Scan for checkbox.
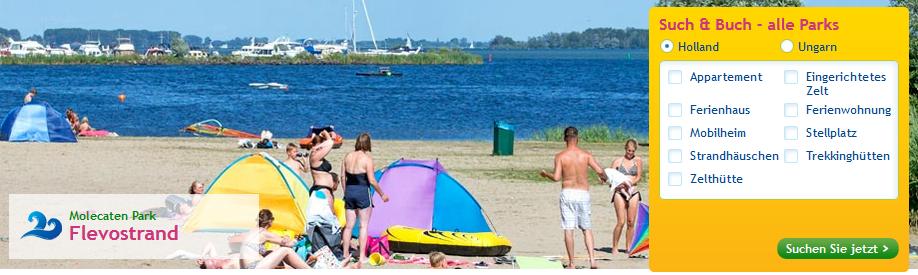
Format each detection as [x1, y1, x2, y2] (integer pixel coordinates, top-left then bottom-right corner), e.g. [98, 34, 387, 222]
[784, 70, 798, 84]
[668, 149, 682, 163]
[668, 103, 682, 117]
[784, 149, 798, 163]
[668, 126, 682, 140]
[668, 70, 682, 84]
[784, 103, 798, 117]
[668, 172, 682, 186]
[784, 126, 798, 140]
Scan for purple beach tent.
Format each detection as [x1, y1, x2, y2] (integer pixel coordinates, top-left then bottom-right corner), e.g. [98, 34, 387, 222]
[364, 159, 493, 238]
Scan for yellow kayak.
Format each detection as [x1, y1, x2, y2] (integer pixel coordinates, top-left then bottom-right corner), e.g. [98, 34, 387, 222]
[385, 225, 512, 256]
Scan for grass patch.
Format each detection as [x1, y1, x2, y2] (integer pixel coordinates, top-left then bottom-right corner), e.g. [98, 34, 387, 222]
[531, 124, 646, 144]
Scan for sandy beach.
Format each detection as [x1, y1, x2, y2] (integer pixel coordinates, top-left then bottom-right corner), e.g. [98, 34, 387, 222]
[0, 137, 649, 269]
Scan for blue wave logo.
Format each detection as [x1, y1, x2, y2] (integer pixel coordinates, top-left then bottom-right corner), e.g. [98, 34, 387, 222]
[20, 211, 62, 240]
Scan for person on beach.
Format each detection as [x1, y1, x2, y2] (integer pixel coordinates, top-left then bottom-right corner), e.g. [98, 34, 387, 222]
[309, 130, 337, 189]
[65, 108, 79, 133]
[240, 209, 312, 269]
[182, 180, 205, 214]
[23, 88, 36, 104]
[340, 133, 389, 268]
[429, 251, 448, 269]
[78, 117, 93, 133]
[194, 243, 241, 269]
[284, 143, 309, 178]
[609, 139, 643, 255]
[306, 172, 344, 260]
[538, 126, 607, 269]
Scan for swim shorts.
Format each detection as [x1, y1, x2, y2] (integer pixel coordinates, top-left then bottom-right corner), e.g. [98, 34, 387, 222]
[559, 189, 592, 230]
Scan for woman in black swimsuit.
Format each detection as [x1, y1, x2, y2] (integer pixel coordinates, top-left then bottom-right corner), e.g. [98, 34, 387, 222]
[610, 138, 643, 255]
[340, 133, 389, 268]
[309, 130, 337, 189]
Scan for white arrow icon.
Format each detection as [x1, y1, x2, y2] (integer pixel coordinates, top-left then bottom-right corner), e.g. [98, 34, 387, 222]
[883, 245, 889, 252]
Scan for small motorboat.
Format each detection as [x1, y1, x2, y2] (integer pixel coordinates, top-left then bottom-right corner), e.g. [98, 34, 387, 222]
[249, 82, 288, 90]
[356, 67, 403, 77]
[267, 82, 289, 90]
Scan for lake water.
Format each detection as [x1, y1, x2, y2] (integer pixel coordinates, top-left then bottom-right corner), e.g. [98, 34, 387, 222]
[0, 49, 648, 140]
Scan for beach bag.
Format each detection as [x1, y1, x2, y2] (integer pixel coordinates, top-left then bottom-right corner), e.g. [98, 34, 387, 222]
[366, 235, 391, 259]
[310, 223, 344, 260]
[293, 237, 311, 261]
[256, 139, 274, 149]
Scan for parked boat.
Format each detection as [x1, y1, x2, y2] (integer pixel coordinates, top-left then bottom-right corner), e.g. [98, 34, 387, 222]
[6, 39, 47, 57]
[113, 37, 136, 56]
[187, 49, 208, 58]
[232, 37, 305, 58]
[78, 40, 107, 57]
[47, 44, 75, 56]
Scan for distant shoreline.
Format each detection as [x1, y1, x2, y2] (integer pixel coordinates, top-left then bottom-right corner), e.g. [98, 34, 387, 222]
[0, 50, 483, 65]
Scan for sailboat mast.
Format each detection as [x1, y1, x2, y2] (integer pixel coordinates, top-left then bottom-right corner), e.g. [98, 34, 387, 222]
[352, 0, 357, 52]
[361, 0, 378, 50]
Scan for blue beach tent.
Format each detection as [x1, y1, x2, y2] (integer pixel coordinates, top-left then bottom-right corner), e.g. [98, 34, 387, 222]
[0, 101, 77, 142]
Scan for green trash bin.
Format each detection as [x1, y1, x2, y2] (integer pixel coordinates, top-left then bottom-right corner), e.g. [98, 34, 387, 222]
[493, 121, 515, 156]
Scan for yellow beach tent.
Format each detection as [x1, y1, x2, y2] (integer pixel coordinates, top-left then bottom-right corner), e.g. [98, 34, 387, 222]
[183, 152, 346, 235]
[183, 152, 310, 234]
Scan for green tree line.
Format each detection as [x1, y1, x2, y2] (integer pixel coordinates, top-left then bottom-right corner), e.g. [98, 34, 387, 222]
[489, 27, 649, 49]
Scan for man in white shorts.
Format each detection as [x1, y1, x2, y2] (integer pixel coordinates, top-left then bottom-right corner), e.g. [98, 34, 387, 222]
[540, 126, 608, 269]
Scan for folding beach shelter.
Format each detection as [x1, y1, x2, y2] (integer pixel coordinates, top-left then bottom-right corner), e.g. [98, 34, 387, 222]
[629, 202, 650, 256]
[0, 101, 76, 142]
[183, 152, 311, 234]
[366, 159, 493, 237]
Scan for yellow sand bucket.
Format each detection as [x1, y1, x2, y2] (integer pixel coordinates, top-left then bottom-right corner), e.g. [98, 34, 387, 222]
[369, 252, 386, 266]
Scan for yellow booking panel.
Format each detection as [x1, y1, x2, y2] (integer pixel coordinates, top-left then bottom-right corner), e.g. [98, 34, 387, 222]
[649, 8, 908, 271]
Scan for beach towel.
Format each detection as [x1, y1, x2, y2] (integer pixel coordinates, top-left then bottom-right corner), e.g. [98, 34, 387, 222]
[515, 256, 563, 269]
[311, 246, 342, 269]
[78, 129, 117, 137]
[604, 168, 634, 199]
[386, 255, 470, 267]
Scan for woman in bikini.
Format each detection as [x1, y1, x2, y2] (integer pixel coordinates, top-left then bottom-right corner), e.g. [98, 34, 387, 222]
[609, 138, 642, 255]
[340, 133, 389, 268]
[239, 209, 311, 269]
[309, 130, 337, 189]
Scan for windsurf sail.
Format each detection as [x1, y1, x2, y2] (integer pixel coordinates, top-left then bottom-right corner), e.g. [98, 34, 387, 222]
[182, 119, 259, 139]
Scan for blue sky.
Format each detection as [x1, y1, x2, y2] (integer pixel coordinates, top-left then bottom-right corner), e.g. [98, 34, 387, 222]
[0, 0, 891, 41]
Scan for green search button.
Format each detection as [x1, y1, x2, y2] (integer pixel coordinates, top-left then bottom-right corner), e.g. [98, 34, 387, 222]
[778, 238, 898, 259]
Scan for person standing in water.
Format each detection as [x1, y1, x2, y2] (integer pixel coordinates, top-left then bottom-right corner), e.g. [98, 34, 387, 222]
[340, 133, 389, 268]
[539, 126, 607, 269]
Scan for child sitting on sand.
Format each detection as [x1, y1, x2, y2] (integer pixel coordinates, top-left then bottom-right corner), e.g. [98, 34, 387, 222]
[429, 252, 447, 269]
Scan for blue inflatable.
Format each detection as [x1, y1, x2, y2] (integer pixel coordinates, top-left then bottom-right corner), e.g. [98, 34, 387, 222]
[0, 101, 77, 142]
